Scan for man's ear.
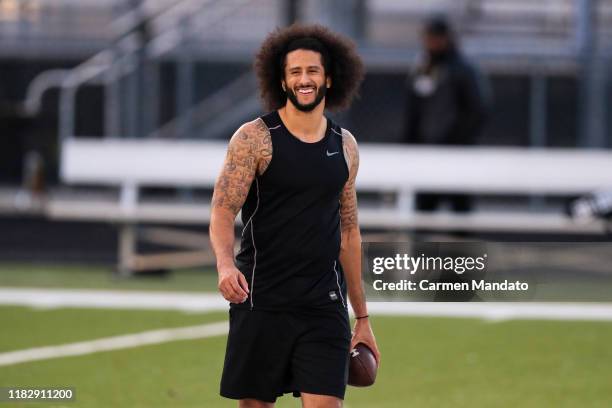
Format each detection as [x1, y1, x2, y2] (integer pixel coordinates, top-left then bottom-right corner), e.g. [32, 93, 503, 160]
[326, 77, 331, 88]
[281, 80, 286, 92]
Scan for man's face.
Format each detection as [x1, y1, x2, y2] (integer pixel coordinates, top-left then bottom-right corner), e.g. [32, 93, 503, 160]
[282, 49, 330, 112]
[423, 33, 449, 55]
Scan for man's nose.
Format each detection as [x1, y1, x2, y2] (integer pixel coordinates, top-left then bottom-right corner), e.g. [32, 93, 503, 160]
[298, 71, 312, 85]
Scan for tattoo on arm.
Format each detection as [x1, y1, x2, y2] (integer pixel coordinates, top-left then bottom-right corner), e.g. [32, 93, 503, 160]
[211, 119, 272, 215]
[340, 129, 360, 232]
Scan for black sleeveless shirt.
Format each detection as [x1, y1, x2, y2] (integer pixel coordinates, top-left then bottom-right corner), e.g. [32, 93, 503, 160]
[234, 111, 349, 311]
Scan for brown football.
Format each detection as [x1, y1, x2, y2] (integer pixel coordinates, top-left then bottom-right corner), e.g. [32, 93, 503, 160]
[348, 343, 377, 387]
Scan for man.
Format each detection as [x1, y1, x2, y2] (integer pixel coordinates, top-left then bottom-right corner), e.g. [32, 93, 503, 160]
[405, 16, 490, 212]
[210, 24, 380, 408]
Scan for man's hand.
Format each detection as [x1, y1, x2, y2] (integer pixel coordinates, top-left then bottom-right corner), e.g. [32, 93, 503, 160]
[217, 264, 249, 304]
[351, 318, 381, 367]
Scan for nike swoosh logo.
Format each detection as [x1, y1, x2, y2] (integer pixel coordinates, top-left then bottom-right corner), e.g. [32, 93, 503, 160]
[326, 150, 340, 157]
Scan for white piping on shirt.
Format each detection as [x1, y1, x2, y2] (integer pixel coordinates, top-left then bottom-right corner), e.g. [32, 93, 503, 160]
[249, 178, 260, 309]
[333, 260, 347, 309]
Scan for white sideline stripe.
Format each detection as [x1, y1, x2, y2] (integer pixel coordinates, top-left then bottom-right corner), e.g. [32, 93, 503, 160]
[0, 321, 228, 367]
[1, 287, 612, 321]
[0, 287, 229, 312]
[366, 302, 612, 322]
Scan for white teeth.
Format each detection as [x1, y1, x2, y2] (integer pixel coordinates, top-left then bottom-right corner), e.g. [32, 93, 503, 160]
[298, 88, 314, 94]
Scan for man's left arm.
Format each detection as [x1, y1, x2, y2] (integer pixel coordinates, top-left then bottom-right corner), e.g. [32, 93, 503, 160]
[339, 129, 381, 365]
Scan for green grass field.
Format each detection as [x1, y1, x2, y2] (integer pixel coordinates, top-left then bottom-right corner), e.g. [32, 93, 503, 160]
[1, 263, 612, 407]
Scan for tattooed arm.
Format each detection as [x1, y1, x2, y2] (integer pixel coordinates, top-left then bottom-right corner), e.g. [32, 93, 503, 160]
[210, 119, 272, 304]
[339, 129, 380, 364]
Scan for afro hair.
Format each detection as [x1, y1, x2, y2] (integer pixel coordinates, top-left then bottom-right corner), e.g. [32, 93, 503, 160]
[254, 24, 365, 112]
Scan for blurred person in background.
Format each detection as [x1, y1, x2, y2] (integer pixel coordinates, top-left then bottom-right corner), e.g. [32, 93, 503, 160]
[404, 15, 491, 213]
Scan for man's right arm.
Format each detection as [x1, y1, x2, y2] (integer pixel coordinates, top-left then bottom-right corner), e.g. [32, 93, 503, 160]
[210, 120, 271, 304]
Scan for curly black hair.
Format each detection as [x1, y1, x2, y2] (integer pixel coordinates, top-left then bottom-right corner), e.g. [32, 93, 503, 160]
[254, 24, 365, 112]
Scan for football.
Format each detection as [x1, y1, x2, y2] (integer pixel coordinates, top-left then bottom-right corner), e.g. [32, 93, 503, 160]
[348, 343, 377, 387]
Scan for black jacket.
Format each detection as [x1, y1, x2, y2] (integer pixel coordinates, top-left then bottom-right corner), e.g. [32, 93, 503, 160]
[404, 50, 490, 145]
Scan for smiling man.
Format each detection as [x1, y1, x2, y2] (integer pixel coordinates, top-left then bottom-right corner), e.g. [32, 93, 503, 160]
[210, 24, 380, 408]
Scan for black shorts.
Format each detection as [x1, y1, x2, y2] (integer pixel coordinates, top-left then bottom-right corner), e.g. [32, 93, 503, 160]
[220, 305, 351, 403]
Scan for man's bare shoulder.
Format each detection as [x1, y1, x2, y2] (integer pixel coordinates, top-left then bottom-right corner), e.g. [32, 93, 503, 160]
[230, 118, 268, 145]
[340, 128, 359, 173]
[229, 118, 272, 175]
[340, 127, 358, 147]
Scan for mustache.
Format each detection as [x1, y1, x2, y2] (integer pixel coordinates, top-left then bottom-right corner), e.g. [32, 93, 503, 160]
[294, 85, 317, 90]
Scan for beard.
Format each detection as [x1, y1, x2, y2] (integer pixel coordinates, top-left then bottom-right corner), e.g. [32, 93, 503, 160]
[285, 84, 327, 112]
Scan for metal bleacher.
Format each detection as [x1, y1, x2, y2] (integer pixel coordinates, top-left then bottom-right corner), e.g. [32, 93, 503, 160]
[50, 136, 612, 274]
[20, 0, 611, 143]
[8, 0, 611, 60]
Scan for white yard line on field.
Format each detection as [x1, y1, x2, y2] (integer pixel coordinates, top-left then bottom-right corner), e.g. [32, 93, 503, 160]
[0, 321, 228, 367]
[1, 287, 612, 321]
[366, 301, 612, 322]
[0, 287, 228, 312]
